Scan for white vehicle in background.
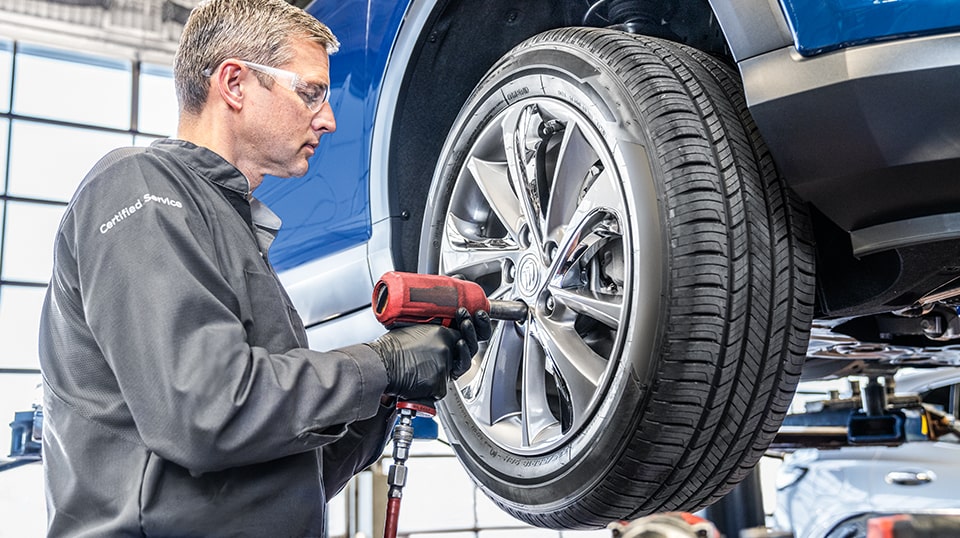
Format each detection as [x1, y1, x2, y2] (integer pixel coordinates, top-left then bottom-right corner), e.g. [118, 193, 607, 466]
[772, 368, 960, 538]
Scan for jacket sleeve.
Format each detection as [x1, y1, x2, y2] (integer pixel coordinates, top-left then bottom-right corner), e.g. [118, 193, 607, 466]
[321, 399, 397, 499]
[65, 153, 389, 473]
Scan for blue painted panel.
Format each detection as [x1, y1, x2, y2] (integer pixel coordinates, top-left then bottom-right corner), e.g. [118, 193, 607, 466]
[258, 0, 412, 271]
[780, 0, 960, 56]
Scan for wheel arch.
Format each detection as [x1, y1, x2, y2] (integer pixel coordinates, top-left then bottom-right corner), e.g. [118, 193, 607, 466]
[384, 0, 746, 273]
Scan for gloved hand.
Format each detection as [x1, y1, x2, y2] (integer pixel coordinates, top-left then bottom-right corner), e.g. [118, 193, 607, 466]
[368, 308, 492, 401]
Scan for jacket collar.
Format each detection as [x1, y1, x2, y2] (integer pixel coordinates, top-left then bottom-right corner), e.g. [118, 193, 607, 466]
[150, 138, 284, 253]
[151, 138, 251, 196]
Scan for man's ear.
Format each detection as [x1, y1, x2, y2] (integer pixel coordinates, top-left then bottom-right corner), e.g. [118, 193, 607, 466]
[214, 61, 245, 111]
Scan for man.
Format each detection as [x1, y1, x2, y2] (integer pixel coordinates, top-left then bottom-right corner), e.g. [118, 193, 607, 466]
[37, 0, 489, 535]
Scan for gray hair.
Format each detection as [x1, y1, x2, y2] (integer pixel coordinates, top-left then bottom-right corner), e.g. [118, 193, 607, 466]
[174, 0, 339, 115]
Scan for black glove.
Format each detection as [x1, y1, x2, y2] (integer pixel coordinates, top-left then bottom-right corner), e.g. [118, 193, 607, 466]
[368, 308, 492, 401]
[450, 307, 492, 376]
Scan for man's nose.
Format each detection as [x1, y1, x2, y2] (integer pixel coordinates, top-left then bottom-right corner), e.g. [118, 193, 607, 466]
[313, 103, 336, 134]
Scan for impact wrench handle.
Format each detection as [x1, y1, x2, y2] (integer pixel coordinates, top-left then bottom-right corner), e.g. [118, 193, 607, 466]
[383, 400, 436, 538]
[373, 271, 527, 328]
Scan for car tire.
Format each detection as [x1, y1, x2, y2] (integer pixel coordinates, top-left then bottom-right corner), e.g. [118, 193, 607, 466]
[418, 27, 815, 529]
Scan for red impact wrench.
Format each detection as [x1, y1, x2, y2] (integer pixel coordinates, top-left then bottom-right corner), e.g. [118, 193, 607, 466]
[373, 272, 526, 538]
[373, 271, 527, 328]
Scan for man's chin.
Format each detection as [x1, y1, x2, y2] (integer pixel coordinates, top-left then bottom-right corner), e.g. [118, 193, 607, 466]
[293, 161, 311, 178]
[275, 162, 310, 180]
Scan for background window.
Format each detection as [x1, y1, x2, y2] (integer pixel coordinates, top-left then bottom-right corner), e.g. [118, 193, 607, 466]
[0, 118, 8, 194]
[0, 40, 11, 113]
[7, 121, 133, 201]
[2, 201, 65, 283]
[139, 63, 178, 136]
[13, 44, 132, 129]
[0, 285, 48, 369]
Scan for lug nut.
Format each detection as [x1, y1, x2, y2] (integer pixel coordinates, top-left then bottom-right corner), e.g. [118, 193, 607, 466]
[545, 295, 556, 315]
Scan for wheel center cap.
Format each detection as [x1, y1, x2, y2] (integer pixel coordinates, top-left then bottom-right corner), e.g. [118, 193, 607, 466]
[516, 255, 542, 296]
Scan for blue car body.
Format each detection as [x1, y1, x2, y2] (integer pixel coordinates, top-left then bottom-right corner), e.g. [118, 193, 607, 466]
[258, 0, 409, 271]
[781, 0, 960, 56]
[262, 0, 960, 340]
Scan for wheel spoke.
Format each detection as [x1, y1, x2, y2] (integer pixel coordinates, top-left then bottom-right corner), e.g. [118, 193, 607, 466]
[466, 156, 523, 237]
[545, 122, 599, 243]
[440, 213, 519, 280]
[462, 322, 522, 426]
[549, 286, 622, 330]
[567, 167, 622, 238]
[521, 321, 559, 447]
[550, 212, 622, 289]
[503, 105, 547, 251]
[535, 317, 606, 420]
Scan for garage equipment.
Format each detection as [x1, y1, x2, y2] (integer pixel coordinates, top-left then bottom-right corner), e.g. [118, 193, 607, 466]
[771, 376, 960, 451]
[868, 514, 960, 537]
[373, 271, 527, 328]
[2, 405, 42, 473]
[383, 399, 436, 538]
[607, 512, 720, 538]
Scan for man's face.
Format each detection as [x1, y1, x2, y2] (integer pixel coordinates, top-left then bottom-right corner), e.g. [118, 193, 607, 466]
[242, 40, 336, 186]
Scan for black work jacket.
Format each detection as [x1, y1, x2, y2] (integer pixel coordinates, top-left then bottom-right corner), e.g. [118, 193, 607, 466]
[38, 138, 393, 537]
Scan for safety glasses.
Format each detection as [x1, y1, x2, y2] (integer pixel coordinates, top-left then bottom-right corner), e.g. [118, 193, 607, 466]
[233, 60, 330, 113]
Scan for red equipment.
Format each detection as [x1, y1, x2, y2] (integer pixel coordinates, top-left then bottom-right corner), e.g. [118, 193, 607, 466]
[373, 271, 527, 538]
[373, 271, 526, 329]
